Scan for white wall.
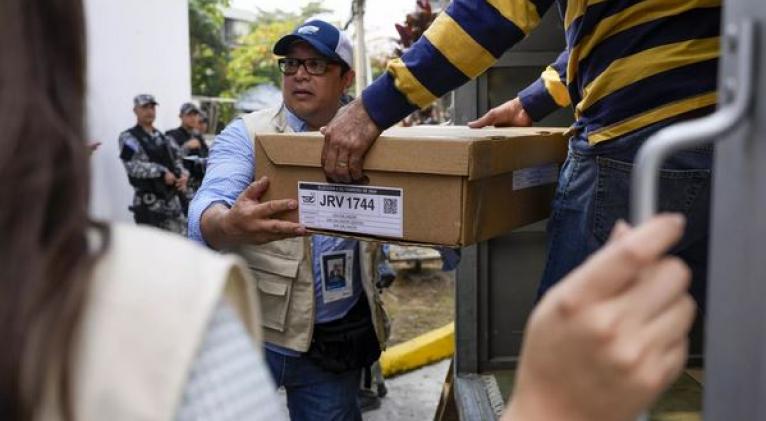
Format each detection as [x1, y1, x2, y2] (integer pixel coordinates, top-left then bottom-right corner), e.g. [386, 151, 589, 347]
[85, 0, 191, 222]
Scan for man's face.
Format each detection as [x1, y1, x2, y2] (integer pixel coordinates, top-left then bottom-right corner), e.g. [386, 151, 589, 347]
[197, 118, 208, 133]
[281, 42, 353, 126]
[134, 104, 156, 126]
[181, 112, 199, 130]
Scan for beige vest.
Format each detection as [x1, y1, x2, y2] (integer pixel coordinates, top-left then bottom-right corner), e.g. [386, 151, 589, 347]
[40, 223, 262, 421]
[238, 106, 389, 352]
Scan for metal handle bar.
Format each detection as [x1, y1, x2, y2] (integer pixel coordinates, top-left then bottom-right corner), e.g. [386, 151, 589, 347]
[632, 19, 756, 421]
[631, 20, 756, 224]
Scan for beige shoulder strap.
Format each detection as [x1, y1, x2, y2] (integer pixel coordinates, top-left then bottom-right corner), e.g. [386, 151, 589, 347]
[241, 105, 291, 143]
[63, 224, 261, 421]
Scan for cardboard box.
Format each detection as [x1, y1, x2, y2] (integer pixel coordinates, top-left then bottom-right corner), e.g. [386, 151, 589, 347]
[255, 125, 568, 246]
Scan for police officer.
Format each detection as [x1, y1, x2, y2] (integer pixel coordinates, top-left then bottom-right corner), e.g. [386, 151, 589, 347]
[166, 102, 209, 211]
[119, 94, 188, 235]
[166, 102, 209, 155]
[196, 110, 210, 135]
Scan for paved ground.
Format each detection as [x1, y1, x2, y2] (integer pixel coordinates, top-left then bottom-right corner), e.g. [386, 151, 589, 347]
[364, 358, 451, 421]
[273, 359, 451, 420]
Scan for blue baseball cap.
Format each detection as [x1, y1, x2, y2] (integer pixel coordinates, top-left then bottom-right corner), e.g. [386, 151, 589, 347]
[273, 19, 354, 69]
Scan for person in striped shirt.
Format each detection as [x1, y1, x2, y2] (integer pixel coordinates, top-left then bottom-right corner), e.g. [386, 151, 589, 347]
[321, 0, 717, 309]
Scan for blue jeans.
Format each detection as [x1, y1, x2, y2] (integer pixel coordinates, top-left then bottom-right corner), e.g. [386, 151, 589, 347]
[538, 122, 713, 311]
[266, 348, 362, 421]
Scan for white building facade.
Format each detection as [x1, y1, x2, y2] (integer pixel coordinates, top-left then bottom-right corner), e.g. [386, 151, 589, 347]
[84, 0, 192, 222]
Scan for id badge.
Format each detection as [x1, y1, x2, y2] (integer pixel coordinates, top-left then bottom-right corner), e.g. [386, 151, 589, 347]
[320, 249, 354, 304]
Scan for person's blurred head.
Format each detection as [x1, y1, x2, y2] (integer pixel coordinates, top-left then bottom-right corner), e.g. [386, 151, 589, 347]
[273, 20, 355, 130]
[179, 102, 200, 131]
[197, 112, 209, 134]
[0, 0, 96, 419]
[133, 94, 158, 128]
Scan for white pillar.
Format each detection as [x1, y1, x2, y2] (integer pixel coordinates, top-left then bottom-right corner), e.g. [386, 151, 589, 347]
[84, 0, 192, 222]
[353, 0, 369, 94]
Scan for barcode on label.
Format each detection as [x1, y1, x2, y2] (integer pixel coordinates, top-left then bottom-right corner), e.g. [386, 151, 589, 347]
[383, 198, 398, 215]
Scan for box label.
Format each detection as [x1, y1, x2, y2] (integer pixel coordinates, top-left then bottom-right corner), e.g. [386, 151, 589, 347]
[298, 182, 403, 238]
[513, 163, 560, 190]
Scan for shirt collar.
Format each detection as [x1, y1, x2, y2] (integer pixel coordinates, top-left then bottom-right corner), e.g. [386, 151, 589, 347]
[284, 106, 309, 133]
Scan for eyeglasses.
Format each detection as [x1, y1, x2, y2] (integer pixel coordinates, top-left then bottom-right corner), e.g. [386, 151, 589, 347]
[277, 57, 339, 76]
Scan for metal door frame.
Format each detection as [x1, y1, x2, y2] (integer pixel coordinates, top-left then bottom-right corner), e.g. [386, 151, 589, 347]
[704, 3, 765, 419]
[632, 1, 764, 418]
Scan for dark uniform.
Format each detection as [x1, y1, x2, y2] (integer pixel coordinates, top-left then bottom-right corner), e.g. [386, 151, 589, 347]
[119, 97, 188, 235]
[166, 103, 209, 213]
[166, 127, 208, 185]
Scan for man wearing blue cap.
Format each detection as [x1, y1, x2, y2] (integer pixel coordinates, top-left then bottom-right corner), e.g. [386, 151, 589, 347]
[188, 19, 457, 420]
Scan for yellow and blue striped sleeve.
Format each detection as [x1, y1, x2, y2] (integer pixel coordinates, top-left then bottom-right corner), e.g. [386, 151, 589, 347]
[518, 49, 570, 121]
[362, 0, 556, 129]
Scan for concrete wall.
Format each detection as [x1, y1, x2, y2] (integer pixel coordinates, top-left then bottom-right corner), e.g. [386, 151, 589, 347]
[84, 0, 191, 222]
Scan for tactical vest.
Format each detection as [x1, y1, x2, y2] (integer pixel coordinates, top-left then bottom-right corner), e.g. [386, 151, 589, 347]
[124, 126, 180, 194]
[237, 106, 389, 352]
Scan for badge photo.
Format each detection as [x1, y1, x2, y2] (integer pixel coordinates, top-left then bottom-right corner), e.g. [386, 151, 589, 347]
[320, 249, 354, 304]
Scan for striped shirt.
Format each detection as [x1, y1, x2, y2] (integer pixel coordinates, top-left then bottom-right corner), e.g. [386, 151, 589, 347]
[362, 0, 721, 145]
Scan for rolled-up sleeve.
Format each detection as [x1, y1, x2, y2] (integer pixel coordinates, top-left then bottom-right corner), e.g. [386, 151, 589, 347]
[188, 119, 254, 245]
[518, 49, 570, 121]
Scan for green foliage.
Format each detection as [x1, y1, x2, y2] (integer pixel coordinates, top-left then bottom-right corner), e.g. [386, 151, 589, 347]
[370, 54, 389, 81]
[225, 2, 331, 96]
[189, 0, 231, 96]
[225, 19, 294, 94]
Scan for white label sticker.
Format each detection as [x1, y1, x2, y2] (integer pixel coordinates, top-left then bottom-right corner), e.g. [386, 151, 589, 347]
[513, 163, 560, 190]
[298, 182, 403, 238]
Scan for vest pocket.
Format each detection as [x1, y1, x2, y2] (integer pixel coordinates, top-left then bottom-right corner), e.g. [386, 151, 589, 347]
[239, 239, 303, 333]
[248, 254, 301, 333]
[254, 272, 293, 332]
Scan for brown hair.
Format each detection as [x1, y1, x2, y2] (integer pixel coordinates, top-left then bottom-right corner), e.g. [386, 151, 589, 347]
[0, 0, 103, 419]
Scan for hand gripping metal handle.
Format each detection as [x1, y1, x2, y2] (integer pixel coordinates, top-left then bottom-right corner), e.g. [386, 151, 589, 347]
[631, 20, 757, 224]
